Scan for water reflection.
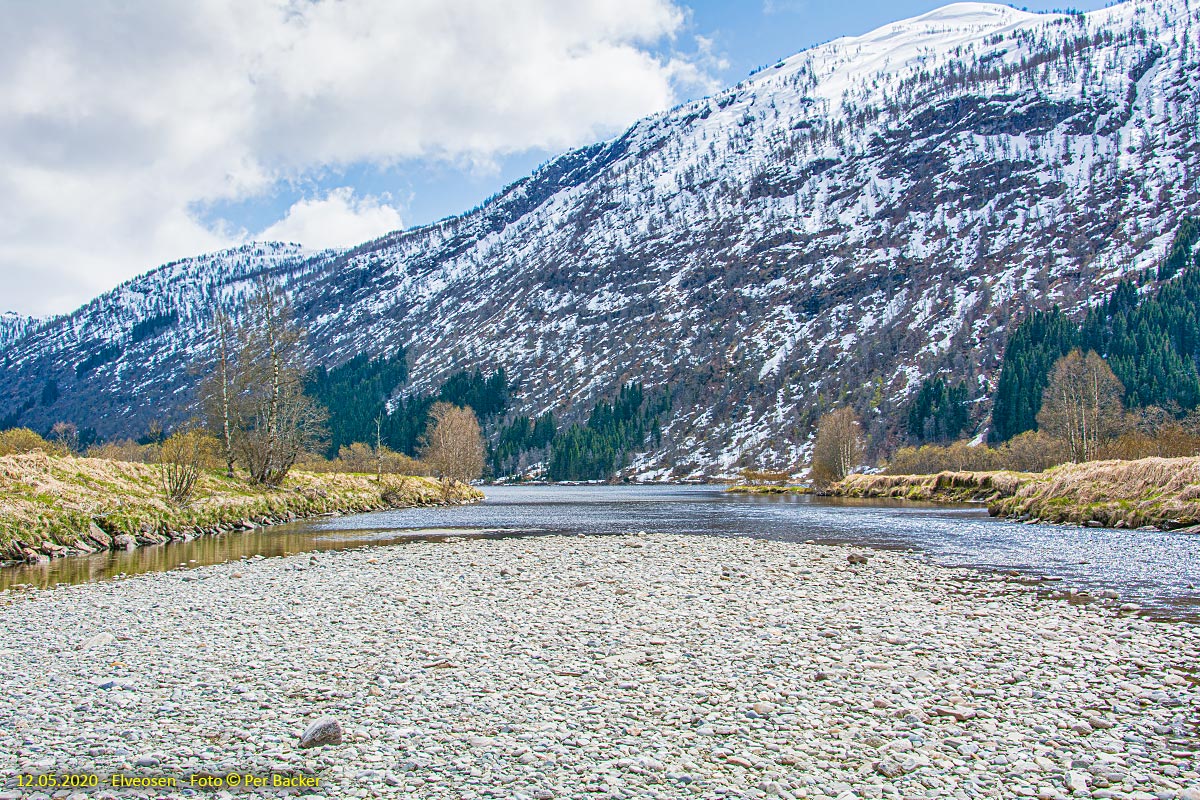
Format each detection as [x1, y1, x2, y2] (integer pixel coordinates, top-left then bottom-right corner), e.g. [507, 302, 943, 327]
[0, 525, 541, 591]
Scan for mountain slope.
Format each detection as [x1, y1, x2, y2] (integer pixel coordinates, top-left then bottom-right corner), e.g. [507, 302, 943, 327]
[3, 0, 1199, 477]
[0, 313, 40, 350]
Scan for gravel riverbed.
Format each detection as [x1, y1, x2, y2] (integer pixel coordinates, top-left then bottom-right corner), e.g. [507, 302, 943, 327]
[2, 533, 1198, 800]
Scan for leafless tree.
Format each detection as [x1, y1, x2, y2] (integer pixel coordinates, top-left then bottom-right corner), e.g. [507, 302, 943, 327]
[1037, 349, 1126, 462]
[198, 282, 327, 485]
[810, 406, 864, 487]
[158, 427, 213, 506]
[50, 421, 79, 455]
[201, 304, 238, 478]
[419, 402, 484, 483]
[375, 410, 385, 482]
[233, 283, 328, 485]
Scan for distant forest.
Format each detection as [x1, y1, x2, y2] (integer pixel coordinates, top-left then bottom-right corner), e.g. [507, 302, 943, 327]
[306, 353, 665, 481]
[904, 218, 1200, 447]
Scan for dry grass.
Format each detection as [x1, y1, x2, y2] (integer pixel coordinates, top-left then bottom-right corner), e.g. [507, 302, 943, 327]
[833, 471, 1031, 503]
[0, 452, 482, 559]
[725, 485, 813, 495]
[990, 457, 1200, 528]
[834, 457, 1200, 529]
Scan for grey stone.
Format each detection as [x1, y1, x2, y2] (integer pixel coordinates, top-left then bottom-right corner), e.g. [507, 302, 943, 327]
[299, 716, 343, 749]
[78, 632, 116, 650]
[87, 521, 112, 548]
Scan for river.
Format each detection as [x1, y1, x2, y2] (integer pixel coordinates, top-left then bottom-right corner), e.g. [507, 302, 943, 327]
[4, 485, 1199, 615]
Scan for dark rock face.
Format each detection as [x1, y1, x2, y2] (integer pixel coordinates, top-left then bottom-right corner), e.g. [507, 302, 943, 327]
[1, 3, 1198, 476]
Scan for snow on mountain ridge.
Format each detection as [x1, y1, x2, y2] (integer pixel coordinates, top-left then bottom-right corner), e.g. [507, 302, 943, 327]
[755, 1, 1044, 98]
[0, 312, 41, 350]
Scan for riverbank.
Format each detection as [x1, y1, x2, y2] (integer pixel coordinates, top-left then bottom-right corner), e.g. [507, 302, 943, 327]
[833, 457, 1200, 530]
[833, 471, 1029, 504]
[724, 484, 812, 495]
[0, 452, 481, 563]
[2, 533, 1196, 800]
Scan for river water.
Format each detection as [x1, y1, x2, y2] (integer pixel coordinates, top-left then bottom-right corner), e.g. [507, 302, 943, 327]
[5, 485, 1200, 615]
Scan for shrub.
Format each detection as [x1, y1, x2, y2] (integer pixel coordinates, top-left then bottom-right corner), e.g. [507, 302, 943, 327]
[0, 427, 57, 456]
[886, 435, 1065, 475]
[739, 468, 792, 485]
[86, 438, 157, 463]
[297, 444, 430, 476]
[158, 430, 220, 506]
[1001, 431, 1069, 472]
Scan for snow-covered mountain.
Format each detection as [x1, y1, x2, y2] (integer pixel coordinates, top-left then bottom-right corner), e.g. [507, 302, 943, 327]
[2, 0, 1199, 477]
[0, 313, 41, 350]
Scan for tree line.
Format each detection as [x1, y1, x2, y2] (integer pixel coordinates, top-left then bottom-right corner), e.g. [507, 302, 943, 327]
[3, 282, 670, 487]
[811, 217, 1200, 482]
[546, 383, 666, 481]
[992, 218, 1200, 439]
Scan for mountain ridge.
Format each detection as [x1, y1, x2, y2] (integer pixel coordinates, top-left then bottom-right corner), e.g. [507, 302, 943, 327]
[2, 0, 1198, 478]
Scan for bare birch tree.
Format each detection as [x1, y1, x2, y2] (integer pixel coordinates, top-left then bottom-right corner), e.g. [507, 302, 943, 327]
[810, 406, 864, 487]
[203, 305, 237, 477]
[419, 402, 484, 482]
[1037, 349, 1126, 462]
[198, 282, 327, 485]
[233, 282, 328, 485]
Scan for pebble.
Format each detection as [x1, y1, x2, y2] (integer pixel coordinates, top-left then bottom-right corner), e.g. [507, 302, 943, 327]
[1, 534, 1197, 799]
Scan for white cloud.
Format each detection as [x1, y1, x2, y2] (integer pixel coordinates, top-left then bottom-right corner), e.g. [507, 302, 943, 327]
[0, 0, 709, 316]
[258, 188, 403, 251]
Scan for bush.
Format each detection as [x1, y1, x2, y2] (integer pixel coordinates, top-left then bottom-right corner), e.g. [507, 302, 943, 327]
[887, 441, 1003, 474]
[158, 430, 221, 506]
[739, 468, 792, 485]
[0, 427, 57, 456]
[1000, 431, 1069, 472]
[297, 443, 430, 476]
[86, 438, 157, 463]
[886, 434, 1067, 475]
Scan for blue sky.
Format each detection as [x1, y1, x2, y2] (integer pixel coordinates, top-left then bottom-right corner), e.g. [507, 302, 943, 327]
[0, 0, 1115, 315]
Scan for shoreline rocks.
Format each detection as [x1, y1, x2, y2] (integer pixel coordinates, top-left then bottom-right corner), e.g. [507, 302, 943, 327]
[1, 533, 1197, 799]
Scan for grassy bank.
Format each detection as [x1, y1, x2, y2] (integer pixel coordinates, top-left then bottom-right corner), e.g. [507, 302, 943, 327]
[724, 484, 812, 495]
[832, 457, 1200, 530]
[833, 471, 1030, 503]
[989, 457, 1200, 529]
[0, 452, 482, 561]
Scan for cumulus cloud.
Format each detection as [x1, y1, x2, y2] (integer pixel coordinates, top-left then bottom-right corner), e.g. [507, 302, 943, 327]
[258, 189, 404, 251]
[0, 0, 708, 316]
